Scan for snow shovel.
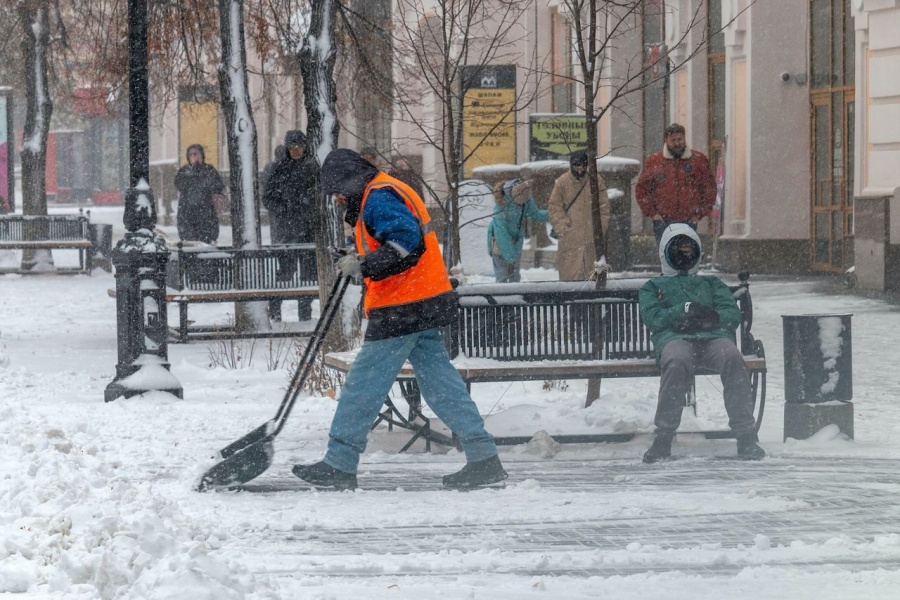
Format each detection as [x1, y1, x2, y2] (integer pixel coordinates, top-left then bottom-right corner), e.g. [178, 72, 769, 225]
[197, 276, 351, 492]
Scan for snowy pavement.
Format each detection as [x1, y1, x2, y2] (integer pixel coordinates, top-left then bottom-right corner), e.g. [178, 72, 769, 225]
[231, 456, 900, 577]
[2, 227, 900, 598]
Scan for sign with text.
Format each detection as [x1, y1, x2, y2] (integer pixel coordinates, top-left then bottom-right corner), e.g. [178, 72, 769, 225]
[462, 65, 516, 177]
[529, 114, 588, 161]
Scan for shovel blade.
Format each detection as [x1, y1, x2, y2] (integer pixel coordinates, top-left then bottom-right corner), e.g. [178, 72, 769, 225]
[197, 437, 275, 492]
[219, 422, 271, 459]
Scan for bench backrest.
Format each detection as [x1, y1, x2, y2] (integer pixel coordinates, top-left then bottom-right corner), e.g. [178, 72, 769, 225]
[0, 214, 89, 242]
[449, 275, 756, 362]
[171, 244, 318, 291]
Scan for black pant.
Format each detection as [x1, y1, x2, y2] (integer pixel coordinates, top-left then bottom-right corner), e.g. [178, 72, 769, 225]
[269, 216, 313, 321]
[654, 338, 756, 435]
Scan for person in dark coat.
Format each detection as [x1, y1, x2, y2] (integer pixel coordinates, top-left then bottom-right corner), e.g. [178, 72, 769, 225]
[260, 144, 286, 200]
[292, 149, 507, 491]
[387, 154, 424, 201]
[262, 130, 319, 321]
[174, 144, 224, 244]
[638, 223, 765, 463]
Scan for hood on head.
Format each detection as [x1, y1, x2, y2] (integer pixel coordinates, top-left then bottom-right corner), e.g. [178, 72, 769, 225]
[501, 178, 530, 206]
[284, 130, 307, 149]
[321, 149, 381, 226]
[186, 144, 205, 162]
[659, 223, 702, 276]
[511, 179, 532, 206]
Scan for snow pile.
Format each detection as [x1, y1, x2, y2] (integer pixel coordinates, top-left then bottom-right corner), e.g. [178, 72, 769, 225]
[0, 391, 254, 598]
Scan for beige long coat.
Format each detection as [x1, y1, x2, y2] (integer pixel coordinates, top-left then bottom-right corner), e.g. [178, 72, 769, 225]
[548, 171, 611, 281]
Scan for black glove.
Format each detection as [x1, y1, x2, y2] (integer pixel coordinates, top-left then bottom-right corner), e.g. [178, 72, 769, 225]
[679, 302, 720, 332]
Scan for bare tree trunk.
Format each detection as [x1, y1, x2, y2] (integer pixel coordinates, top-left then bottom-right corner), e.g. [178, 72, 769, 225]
[19, 0, 53, 270]
[218, 0, 266, 332]
[300, 0, 357, 354]
[571, 0, 607, 288]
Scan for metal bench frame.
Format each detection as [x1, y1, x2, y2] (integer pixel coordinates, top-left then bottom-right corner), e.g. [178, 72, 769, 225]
[0, 211, 94, 275]
[167, 243, 319, 342]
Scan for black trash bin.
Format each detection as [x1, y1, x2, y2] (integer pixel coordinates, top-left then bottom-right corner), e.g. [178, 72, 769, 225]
[782, 314, 853, 439]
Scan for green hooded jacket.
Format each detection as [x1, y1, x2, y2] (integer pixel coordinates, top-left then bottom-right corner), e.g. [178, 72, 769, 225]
[638, 224, 741, 360]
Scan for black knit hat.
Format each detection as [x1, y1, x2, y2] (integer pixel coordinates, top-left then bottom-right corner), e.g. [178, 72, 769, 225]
[569, 150, 589, 167]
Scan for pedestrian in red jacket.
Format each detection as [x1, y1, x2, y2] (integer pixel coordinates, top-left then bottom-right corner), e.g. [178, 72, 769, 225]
[636, 123, 717, 244]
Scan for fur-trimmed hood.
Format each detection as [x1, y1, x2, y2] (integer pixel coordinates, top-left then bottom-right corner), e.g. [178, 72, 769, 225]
[659, 223, 702, 276]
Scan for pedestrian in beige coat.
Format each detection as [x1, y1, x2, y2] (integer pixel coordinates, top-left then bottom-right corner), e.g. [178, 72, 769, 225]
[548, 150, 611, 281]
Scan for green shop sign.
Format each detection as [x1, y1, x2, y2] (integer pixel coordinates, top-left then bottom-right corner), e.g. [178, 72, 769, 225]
[529, 114, 588, 161]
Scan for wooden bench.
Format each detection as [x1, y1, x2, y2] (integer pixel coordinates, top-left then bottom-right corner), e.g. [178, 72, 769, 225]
[0, 211, 94, 275]
[167, 243, 319, 342]
[324, 272, 767, 448]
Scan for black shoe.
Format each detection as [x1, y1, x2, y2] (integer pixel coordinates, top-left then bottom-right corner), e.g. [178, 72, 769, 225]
[642, 433, 674, 464]
[736, 434, 766, 460]
[292, 461, 358, 490]
[442, 455, 508, 489]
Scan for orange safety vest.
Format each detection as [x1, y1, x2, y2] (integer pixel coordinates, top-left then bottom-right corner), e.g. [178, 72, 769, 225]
[355, 172, 452, 314]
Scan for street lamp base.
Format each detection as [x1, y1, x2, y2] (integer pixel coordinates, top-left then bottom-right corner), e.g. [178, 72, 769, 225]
[105, 359, 184, 402]
[104, 380, 184, 403]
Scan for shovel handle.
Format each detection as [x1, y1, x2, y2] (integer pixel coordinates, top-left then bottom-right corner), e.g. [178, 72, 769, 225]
[271, 276, 351, 434]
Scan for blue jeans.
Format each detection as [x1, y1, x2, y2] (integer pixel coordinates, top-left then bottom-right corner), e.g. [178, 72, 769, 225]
[492, 254, 521, 283]
[324, 328, 498, 473]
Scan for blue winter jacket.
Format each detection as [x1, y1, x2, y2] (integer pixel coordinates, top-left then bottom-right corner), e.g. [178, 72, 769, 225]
[486, 180, 549, 264]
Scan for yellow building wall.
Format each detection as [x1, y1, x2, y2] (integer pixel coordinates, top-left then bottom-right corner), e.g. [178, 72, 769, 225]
[179, 102, 219, 168]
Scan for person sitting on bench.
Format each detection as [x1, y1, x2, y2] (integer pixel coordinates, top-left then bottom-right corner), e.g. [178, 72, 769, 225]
[638, 223, 766, 463]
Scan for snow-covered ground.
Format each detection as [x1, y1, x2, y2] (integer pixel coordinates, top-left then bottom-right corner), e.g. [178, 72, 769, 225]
[2, 207, 900, 598]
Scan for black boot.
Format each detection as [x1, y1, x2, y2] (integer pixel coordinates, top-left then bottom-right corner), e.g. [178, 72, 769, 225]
[736, 433, 766, 460]
[442, 455, 508, 489]
[292, 461, 358, 490]
[642, 433, 674, 464]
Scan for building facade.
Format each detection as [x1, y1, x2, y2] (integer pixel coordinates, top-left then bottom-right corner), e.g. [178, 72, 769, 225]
[391, 0, 899, 287]
[138, 1, 899, 289]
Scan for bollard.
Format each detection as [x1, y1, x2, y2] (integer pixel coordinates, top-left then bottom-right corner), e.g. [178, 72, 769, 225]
[782, 314, 853, 440]
[87, 222, 113, 272]
[104, 186, 183, 402]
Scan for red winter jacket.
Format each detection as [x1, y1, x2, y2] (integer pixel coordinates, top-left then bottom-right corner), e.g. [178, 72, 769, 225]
[635, 147, 717, 223]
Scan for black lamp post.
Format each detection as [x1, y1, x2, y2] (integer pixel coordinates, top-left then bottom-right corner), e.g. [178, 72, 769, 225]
[105, 0, 183, 402]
